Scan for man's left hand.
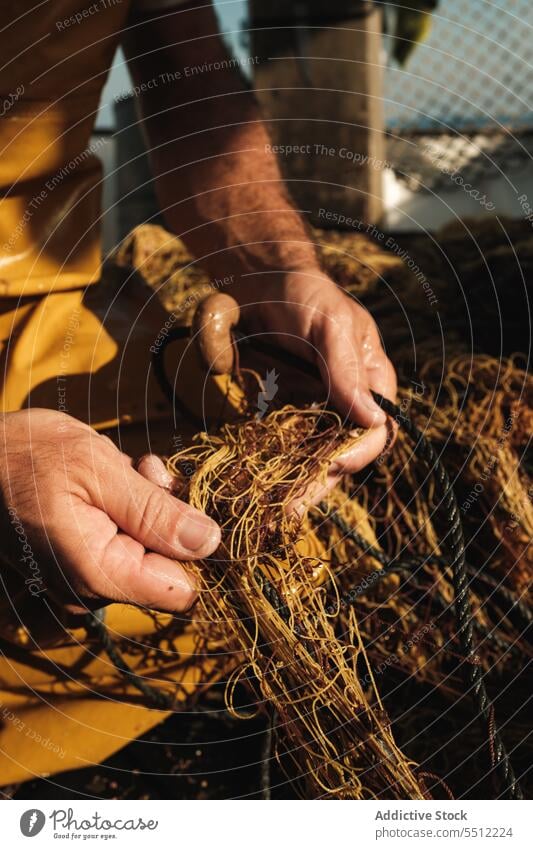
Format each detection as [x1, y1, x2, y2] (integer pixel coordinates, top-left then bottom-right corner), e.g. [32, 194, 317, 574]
[237, 267, 397, 480]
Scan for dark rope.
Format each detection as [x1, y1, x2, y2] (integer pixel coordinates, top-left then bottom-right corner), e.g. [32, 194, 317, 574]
[260, 711, 275, 800]
[84, 609, 174, 710]
[370, 391, 523, 800]
[324, 509, 531, 646]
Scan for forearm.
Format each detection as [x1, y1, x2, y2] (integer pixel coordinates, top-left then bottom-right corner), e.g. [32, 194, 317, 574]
[124, 3, 320, 290]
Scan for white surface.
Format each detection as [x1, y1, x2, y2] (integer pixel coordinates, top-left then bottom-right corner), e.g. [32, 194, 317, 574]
[383, 166, 533, 232]
[4, 799, 531, 848]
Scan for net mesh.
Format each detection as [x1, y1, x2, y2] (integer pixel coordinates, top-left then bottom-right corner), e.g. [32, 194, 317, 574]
[383, 0, 533, 189]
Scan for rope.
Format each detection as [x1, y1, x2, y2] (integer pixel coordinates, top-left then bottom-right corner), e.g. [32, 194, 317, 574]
[324, 511, 531, 645]
[370, 391, 523, 800]
[260, 711, 275, 800]
[83, 609, 174, 710]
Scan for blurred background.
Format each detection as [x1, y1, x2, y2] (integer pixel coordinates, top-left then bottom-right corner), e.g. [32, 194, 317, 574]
[93, 0, 533, 249]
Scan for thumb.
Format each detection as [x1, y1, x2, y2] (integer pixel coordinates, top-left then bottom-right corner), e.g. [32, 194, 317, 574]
[87, 459, 220, 560]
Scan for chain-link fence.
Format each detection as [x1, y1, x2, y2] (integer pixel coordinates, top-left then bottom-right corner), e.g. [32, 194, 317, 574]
[383, 0, 533, 190]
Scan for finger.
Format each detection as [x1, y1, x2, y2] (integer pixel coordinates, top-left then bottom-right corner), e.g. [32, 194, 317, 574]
[286, 470, 343, 518]
[135, 453, 188, 500]
[329, 424, 389, 474]
[48, 497, 199, 613]
[85, 459, 220, 560]
[365, 349, 399, 449]
[286, 425, 389, 515]
[135, 454, 175, 489]
[362, 330, 397, 401]
[327, 344, 397, 472]
[95, 534, 197, 612]
[98, 432, 122, 452]
[367, 356, 397, 402]
[313, 316, 386, 428]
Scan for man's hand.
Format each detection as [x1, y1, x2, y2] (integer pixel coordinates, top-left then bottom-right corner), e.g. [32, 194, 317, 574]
[238, 268, 397, 477]
[126, 1, 396, 481]
[0, 410, 220, 615]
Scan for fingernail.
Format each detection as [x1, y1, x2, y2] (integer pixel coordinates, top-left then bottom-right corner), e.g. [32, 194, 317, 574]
[360, 393, 386, 424]
[176, 571, 198, 610]
[179, 510, 221, 553]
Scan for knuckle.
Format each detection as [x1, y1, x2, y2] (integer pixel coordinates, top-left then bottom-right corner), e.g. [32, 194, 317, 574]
[136, 487, 166, 537]
[329, 309, 353, 335]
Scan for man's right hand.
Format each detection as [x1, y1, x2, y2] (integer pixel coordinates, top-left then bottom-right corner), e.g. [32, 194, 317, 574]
[0, 410, 220, 615]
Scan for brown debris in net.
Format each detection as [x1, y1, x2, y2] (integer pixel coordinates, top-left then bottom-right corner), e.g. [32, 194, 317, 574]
[167, 407, 425, 800]
[328, 355, 532, 694]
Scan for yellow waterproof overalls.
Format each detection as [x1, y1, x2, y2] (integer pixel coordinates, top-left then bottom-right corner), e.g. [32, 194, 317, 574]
[0, 1, 330, 786]
[0, 0, 223, 785]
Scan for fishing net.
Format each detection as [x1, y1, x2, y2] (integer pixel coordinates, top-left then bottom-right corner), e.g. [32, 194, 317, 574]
[103, 219, 531, 800]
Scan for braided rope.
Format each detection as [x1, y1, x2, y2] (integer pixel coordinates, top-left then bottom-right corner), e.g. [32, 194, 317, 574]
[324, 510, 531, 634]
[370, 391, 523, 800]
[84, 609, 174, 710]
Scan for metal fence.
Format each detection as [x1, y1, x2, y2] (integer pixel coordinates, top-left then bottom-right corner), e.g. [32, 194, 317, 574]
[383, 0, 533, 189]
